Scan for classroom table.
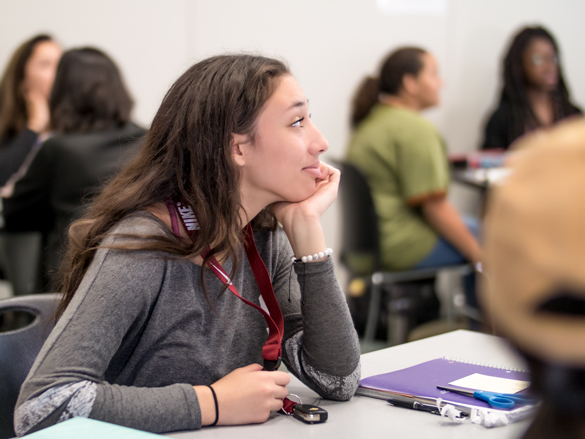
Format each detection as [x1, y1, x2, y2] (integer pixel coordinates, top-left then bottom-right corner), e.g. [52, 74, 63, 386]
[166, 330, 531, 439]
[452, 168, 512, 190]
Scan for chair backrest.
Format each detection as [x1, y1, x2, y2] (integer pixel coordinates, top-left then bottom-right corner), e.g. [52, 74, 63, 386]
[0, 293, 61, 439]
[333, 160, 381, 275]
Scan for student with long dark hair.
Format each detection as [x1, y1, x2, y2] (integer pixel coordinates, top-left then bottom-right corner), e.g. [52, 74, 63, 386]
[14, 54, 360, 435]
[2, 48, 145, 281]
[346, 48, 480, 275]
[482, 26, 581, 150]
[0, 34, 62, 187]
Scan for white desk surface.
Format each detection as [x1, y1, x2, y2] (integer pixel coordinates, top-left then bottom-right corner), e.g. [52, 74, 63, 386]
[166, 330, 531, 439]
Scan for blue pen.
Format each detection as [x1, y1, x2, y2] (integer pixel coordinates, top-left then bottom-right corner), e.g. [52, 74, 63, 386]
[437, 385, 535, 409]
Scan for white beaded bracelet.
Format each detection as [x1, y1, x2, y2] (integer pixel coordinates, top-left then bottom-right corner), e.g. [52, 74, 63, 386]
[291, 248, 333, 263]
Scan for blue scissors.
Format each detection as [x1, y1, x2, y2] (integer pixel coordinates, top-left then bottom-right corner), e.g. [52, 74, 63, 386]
[437, 385, 535, 409]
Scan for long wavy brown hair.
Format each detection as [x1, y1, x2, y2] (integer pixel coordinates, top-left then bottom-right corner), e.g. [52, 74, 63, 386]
[56, 54, 289, 318]
[0, 34, 53, 143]
[50, 47, 133, 134]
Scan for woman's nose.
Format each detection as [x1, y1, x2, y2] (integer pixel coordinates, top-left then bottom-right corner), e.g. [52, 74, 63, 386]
[311, 125, 329, 154]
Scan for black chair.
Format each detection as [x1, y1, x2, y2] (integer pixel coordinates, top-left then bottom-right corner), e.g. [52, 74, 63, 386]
[0, 232, 44, 296]
[334, 160, 472, 345]
[0, 293, 61, 439]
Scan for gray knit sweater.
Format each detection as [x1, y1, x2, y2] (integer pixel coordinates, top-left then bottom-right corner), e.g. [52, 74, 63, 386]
[15, 213, 361, 435]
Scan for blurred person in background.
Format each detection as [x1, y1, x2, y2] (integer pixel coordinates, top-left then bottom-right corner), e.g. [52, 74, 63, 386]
[2, 47, 145, 286]
[0, 34, 62, 188]
[482, 118, 585, 439]
[482, 26, 581, 150]
[345, 48, 481, 334]
[346, 47, 481, 276]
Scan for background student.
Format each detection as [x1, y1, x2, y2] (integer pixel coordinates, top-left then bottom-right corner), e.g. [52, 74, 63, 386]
[482, 26, 581, 150]
[482, 118, 585, 439]
[14, 54, 360, 435]
[0, 34, 62, 188]
[346, 47, 481, 275]
[2, 48, 145, 285]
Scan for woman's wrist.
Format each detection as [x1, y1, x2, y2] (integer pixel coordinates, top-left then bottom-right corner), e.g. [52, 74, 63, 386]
[283, 217, 327, 262]
[194, 385, 217, 427]
[292, 247, 333, 263]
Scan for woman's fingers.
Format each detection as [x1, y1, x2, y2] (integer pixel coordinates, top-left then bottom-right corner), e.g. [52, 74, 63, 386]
[317, 161, 330, 180]
[241, 363, 264, 372]
[310, 162, 340, 208]
[270, 398, 285, 412]
[274, 385, 290, 401]
[209, 364, 291, 426]
[316, 161, 338, 181]
[271, 161, 340, 231]
[273, 370, 291, 386]
[25, 89, 50, 133]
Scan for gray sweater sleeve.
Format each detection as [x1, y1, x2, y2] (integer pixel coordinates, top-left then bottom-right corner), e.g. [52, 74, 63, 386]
[270, 230, 361, 400]
[14, 242, 201, 435]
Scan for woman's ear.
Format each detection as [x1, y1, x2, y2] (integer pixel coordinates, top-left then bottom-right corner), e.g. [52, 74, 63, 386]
[231, 133, 250, 167]
[402, 74, 419, 96]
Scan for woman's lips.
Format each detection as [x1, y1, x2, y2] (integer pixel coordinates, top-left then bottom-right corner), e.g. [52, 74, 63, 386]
[302, 166, 321, 178]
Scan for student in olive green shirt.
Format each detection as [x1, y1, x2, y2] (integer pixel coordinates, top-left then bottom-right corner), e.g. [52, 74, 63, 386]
[346, 47, 481, 275]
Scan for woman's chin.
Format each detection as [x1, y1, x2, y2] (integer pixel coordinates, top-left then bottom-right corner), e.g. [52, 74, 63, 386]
[281, 187, 317, 204]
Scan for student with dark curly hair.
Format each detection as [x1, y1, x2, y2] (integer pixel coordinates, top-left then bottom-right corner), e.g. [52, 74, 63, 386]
[482, 26, 581, 150]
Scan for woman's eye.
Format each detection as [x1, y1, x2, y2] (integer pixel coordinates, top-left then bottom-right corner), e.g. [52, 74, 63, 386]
[532, 54, 543, 66]
[291, 117, 305, 127]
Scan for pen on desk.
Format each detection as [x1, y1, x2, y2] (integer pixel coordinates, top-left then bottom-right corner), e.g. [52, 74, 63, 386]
[387, 397, 441, 416]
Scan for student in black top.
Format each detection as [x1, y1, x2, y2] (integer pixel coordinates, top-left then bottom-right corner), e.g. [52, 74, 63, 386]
[482, 26, 581, 150]
[0, 35, 62, 186]
[2, 48, 145, 283]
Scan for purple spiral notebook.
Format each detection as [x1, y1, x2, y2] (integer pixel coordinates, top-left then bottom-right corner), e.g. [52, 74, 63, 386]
[358, 357, 531, 411]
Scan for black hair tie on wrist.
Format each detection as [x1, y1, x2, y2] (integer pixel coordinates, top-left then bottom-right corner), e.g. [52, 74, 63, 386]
[207, 385, 219, 427]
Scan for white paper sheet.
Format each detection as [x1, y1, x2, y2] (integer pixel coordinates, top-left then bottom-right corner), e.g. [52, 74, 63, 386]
[449, 373, 530, 394]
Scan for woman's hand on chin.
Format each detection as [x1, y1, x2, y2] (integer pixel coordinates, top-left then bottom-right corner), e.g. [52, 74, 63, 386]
[272, 162, 339, 260]
[272, 162, 339, 227]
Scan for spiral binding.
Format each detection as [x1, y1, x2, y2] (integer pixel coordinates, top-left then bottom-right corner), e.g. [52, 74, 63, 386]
[443, 356, 529, 373]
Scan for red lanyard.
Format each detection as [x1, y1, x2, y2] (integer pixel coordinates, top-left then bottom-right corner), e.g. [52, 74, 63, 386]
[165, 200, 284, 371]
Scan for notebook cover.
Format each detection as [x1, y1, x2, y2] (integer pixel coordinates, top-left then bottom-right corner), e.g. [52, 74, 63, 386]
[359, 357, 531, 410]
[24, 417, 163, 438]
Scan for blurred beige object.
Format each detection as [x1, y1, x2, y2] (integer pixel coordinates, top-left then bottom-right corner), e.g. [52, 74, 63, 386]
[348, 278, 367, 297]
[481, 117, 585, 367]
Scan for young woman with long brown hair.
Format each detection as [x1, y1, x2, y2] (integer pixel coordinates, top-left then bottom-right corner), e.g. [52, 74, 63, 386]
[0, 34, 62, 187]
[14, 54, 360, 435]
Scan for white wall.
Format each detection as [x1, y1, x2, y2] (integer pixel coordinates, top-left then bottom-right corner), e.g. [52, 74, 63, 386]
[2, 0, 584, 254]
